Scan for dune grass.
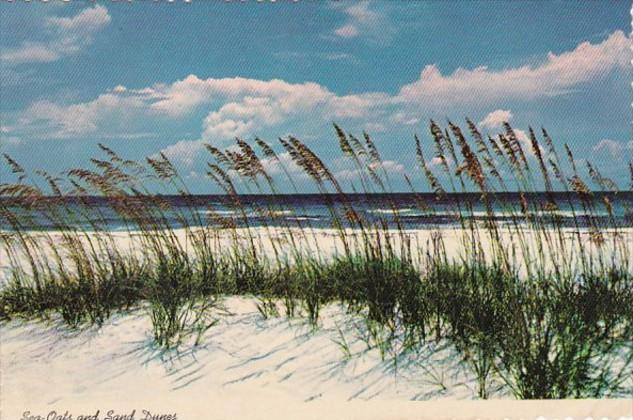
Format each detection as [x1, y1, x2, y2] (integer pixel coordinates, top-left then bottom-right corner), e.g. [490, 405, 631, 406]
[0, 120, 632, 398]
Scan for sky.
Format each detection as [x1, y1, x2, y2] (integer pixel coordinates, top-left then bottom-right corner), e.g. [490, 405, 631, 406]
[0, 0, 631, 193]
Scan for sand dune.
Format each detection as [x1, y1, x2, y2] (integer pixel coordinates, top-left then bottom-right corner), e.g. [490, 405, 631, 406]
[2, 297, 632, 419]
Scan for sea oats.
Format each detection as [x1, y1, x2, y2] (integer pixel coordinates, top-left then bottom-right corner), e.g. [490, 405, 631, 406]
[414, 134, 445, 197]
[504, 122, 528, 171]
[450, 122, 486, 192]
[334, 123, 354, 157]
[2, 153, 27, 183]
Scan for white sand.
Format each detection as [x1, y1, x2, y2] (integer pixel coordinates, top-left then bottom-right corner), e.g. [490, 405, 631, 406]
[2, 227, 633, 419]
[2, 298, 632, 419]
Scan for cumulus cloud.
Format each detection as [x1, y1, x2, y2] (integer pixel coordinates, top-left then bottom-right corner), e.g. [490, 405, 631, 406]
[398, 31, 630, 106]
[46, 5, 111, 34]
[147, 75, 333, 117]
[479, 109, 513, 130]
[328, 92, 391, 119]
[479, 110, 543, 156]
[593, 139, 633, 160]
[390, 112, 419, 126]
[18, 94, 146, 138]
[0, 125, 22, 146]
[138, 75, 391, 143]
[202, 97, 282, 139]
[476, 110, 543, 158]
[260, 152, 306, 177]
[513, 129, 539, 157]
[332, 2, 395, 45]
[161, 139, 207, 168]
[1, 5, 111, 65]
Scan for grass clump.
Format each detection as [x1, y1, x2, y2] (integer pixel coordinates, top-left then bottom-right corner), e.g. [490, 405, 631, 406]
[494, 268, 633, 399]
[327, 253, 424, 331]
[424, 262, 511, 398]
[424, 262, 633, 398]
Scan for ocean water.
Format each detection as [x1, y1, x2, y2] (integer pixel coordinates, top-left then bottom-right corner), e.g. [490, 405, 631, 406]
[1, 192, 632, 231]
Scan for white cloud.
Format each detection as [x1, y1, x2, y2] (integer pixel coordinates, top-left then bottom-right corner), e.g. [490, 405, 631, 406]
[333, 169, 361, 182]
[202, 97, 282, 139]
[328, 92, 391, 119]
[514, 128, 540, 157]
[332, 2, 395, 45]
[0, 125, 21, 145]
[136, 75, 391, 144]
[479, 109, 513, 130]
[477, 112, 540, 158]
[1, 43, 60, 64]
[334, 24, 359, 39]
[148, 75, 333, 117]
[260, 152, 305, 177]
[161, 139, 207, 168]
[373, 160, 405, 174]
[363, 122, 386, 133]
[390, 112, 419, 126]
[593, 139, 633, 160]
[398, 31, 630, 106]
[1, 5, 111, 65]
[46, 5, 111, 34]
[429, 156, 453, 169]
[18, 94, 146, 138]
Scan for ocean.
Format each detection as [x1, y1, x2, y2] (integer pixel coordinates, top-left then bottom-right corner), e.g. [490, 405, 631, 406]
[1, 192, 631, 231]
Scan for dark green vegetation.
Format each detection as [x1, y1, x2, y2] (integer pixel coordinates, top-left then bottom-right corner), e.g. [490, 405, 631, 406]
[1, 121, 632, 399]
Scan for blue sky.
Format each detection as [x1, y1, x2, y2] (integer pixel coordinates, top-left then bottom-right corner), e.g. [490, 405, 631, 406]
[0, 0, 631, 193]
